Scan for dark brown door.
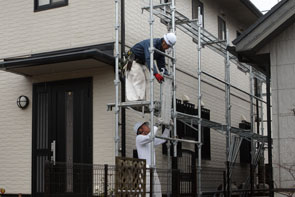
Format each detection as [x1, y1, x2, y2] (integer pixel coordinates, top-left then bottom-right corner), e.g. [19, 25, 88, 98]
[32, 78, 93, 197]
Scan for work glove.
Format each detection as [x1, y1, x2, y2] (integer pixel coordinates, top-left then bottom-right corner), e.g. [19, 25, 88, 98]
[154, 73, 164, 83]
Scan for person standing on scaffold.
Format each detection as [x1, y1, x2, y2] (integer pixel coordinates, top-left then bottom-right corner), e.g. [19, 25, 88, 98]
[124, 33, 176, 101]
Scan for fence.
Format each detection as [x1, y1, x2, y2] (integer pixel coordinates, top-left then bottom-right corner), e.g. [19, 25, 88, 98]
[44, 162, 270, 196]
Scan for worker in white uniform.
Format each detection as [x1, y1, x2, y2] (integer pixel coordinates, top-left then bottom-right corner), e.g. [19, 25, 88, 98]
[134, 122, 170, 197]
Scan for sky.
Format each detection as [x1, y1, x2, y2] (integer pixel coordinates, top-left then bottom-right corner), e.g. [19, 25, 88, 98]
[251, 0, 280, 13]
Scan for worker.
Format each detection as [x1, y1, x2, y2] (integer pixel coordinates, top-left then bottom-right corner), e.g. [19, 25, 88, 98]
[134, 122, 170, 197]
[125, 33, 177, 101]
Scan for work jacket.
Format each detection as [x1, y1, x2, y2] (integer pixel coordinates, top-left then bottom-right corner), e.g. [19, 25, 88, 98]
[130, 38, 166, 74]
[136, 126, 169, 166]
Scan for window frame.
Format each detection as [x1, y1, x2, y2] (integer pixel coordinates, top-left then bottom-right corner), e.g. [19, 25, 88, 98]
[34, 0, 68, 12]
[218, 16, 227, 40]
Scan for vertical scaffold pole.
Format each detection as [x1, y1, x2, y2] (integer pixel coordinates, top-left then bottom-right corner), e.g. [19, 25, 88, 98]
[149, 0, 155, 169]
[225, 29, 231, 197]
[114, 0, 120, 157]
[197, 7, 202, 197]
[171, 0, 177, 158]
[249, 67, 255, 195]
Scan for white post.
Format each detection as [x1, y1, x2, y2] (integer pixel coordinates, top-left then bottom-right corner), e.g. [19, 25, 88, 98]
[149, 0, 155, 169]
[114, 0, 120, 157]
[171, 0, 177, 158]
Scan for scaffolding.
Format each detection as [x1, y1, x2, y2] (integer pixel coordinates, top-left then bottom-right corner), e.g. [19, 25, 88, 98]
[110, 0, 269, 196]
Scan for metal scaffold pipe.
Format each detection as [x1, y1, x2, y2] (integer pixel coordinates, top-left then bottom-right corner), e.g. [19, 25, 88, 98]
[197, 6, 202, 197]
[171, 0, 177, 159]
[249, 66, 255, 195]
[149, 0, 155, 169]
[114, 0, 120, 157]
[225, 29, 231, 197]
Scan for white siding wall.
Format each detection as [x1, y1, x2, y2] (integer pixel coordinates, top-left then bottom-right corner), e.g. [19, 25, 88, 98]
[0, 0, 114, 59]
[0, 64, 115, 194]
[0, 71, 32, 194]
[0, 0, 260, 193]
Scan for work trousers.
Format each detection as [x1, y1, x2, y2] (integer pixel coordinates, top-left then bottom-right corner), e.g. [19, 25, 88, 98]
[146, 169, 162, 197]
[125, 61, 150, 101]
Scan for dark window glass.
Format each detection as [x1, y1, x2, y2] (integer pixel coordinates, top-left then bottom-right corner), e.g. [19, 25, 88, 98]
[218, 16, 226, 40]
[35, 0, 68, 12]
[192, 0, 204, 26]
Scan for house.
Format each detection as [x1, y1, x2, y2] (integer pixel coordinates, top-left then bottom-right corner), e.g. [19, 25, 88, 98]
[233, 0, 295, 194]
[0, 0, 266, 196]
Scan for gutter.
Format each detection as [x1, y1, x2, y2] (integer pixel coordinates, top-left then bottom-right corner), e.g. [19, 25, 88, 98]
[0, 43, 115, 71]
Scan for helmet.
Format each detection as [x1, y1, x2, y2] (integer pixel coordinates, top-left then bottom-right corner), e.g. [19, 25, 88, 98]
[133, 122, 149, 134]
[163, 32, 177, 46]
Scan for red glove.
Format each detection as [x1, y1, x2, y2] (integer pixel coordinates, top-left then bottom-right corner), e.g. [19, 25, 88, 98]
[154, 73, 164, 83]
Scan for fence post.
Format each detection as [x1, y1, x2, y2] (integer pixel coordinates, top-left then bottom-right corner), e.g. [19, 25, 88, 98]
[150, 167, 154, 196]
[104, 164, 108, 196]
[172, 169, 180, 197]
[223, 171, 226, 197]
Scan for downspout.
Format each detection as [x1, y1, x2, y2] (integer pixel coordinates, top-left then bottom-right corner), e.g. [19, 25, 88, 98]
[266, 63, 274, 197]
[120, 0, 126, 157]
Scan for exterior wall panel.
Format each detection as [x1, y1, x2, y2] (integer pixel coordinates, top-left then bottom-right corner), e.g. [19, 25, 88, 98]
[0, 0, 114, 59]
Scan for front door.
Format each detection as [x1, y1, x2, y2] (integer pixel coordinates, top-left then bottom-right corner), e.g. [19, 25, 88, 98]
[32, 78, 93, 196]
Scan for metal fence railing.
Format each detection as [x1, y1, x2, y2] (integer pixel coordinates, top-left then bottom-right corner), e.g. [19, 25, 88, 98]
[43, 162, 271, 196]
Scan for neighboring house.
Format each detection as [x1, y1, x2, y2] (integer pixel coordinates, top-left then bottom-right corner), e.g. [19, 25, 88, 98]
[0, 0, 264, 196]
[233, 0, 295, 194]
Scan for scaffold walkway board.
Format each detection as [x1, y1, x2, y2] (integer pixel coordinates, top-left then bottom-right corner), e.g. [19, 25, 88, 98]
[107, 101, 161, 111]
[176, 112, 268, 142]
[142, 4, 266, 82]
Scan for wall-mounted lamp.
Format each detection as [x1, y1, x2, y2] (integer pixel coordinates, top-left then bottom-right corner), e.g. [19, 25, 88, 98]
[17, 95, 29, 109]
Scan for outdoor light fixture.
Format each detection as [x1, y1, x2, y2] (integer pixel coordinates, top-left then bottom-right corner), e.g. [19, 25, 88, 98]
[17, 95, 29, 109]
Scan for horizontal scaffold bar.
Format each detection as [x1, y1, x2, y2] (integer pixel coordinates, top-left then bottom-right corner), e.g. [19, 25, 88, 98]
[141, 2, 171, 11]
[156, 135, 201, 144]
[176, 112, 268, 142]
[154, 48, 175, 60]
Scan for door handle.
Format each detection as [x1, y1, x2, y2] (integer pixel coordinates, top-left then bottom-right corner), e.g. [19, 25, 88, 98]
[51, 140, 56, 165]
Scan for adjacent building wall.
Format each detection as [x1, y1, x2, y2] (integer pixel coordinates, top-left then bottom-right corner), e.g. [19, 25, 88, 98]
[259, 22, 295, 189]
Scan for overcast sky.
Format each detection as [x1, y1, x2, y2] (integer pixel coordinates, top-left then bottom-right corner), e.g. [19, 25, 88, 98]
[251, 0, 280, 13]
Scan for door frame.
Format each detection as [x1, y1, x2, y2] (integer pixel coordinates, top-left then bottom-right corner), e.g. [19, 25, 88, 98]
[31, 77, 93, 196]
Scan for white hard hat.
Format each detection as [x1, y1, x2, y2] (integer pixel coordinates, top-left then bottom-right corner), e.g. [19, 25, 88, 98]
[163, 32, 177, 46]
[134, 122, 149, 134]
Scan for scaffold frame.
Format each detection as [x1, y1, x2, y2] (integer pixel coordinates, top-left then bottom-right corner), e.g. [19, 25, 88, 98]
[111, 0, 269, 196]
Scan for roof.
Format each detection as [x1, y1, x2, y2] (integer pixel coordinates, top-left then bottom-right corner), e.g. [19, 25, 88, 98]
[233, 0, 294, 52]
[0, 43, 115, 76]
[232, 0, 295, 74]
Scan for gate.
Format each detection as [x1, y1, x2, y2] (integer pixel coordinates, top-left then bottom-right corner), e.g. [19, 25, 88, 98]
[173, 149, 197, 196]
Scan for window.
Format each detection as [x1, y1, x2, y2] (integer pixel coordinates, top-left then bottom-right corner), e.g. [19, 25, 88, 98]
[192, 0, 204, 26]
[163, 99, 211, 160]
[160, 0, 172, 27]
[35, 0, 68, 12]
[239, 121, 251, 164]
[218, 16, 226, 40]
